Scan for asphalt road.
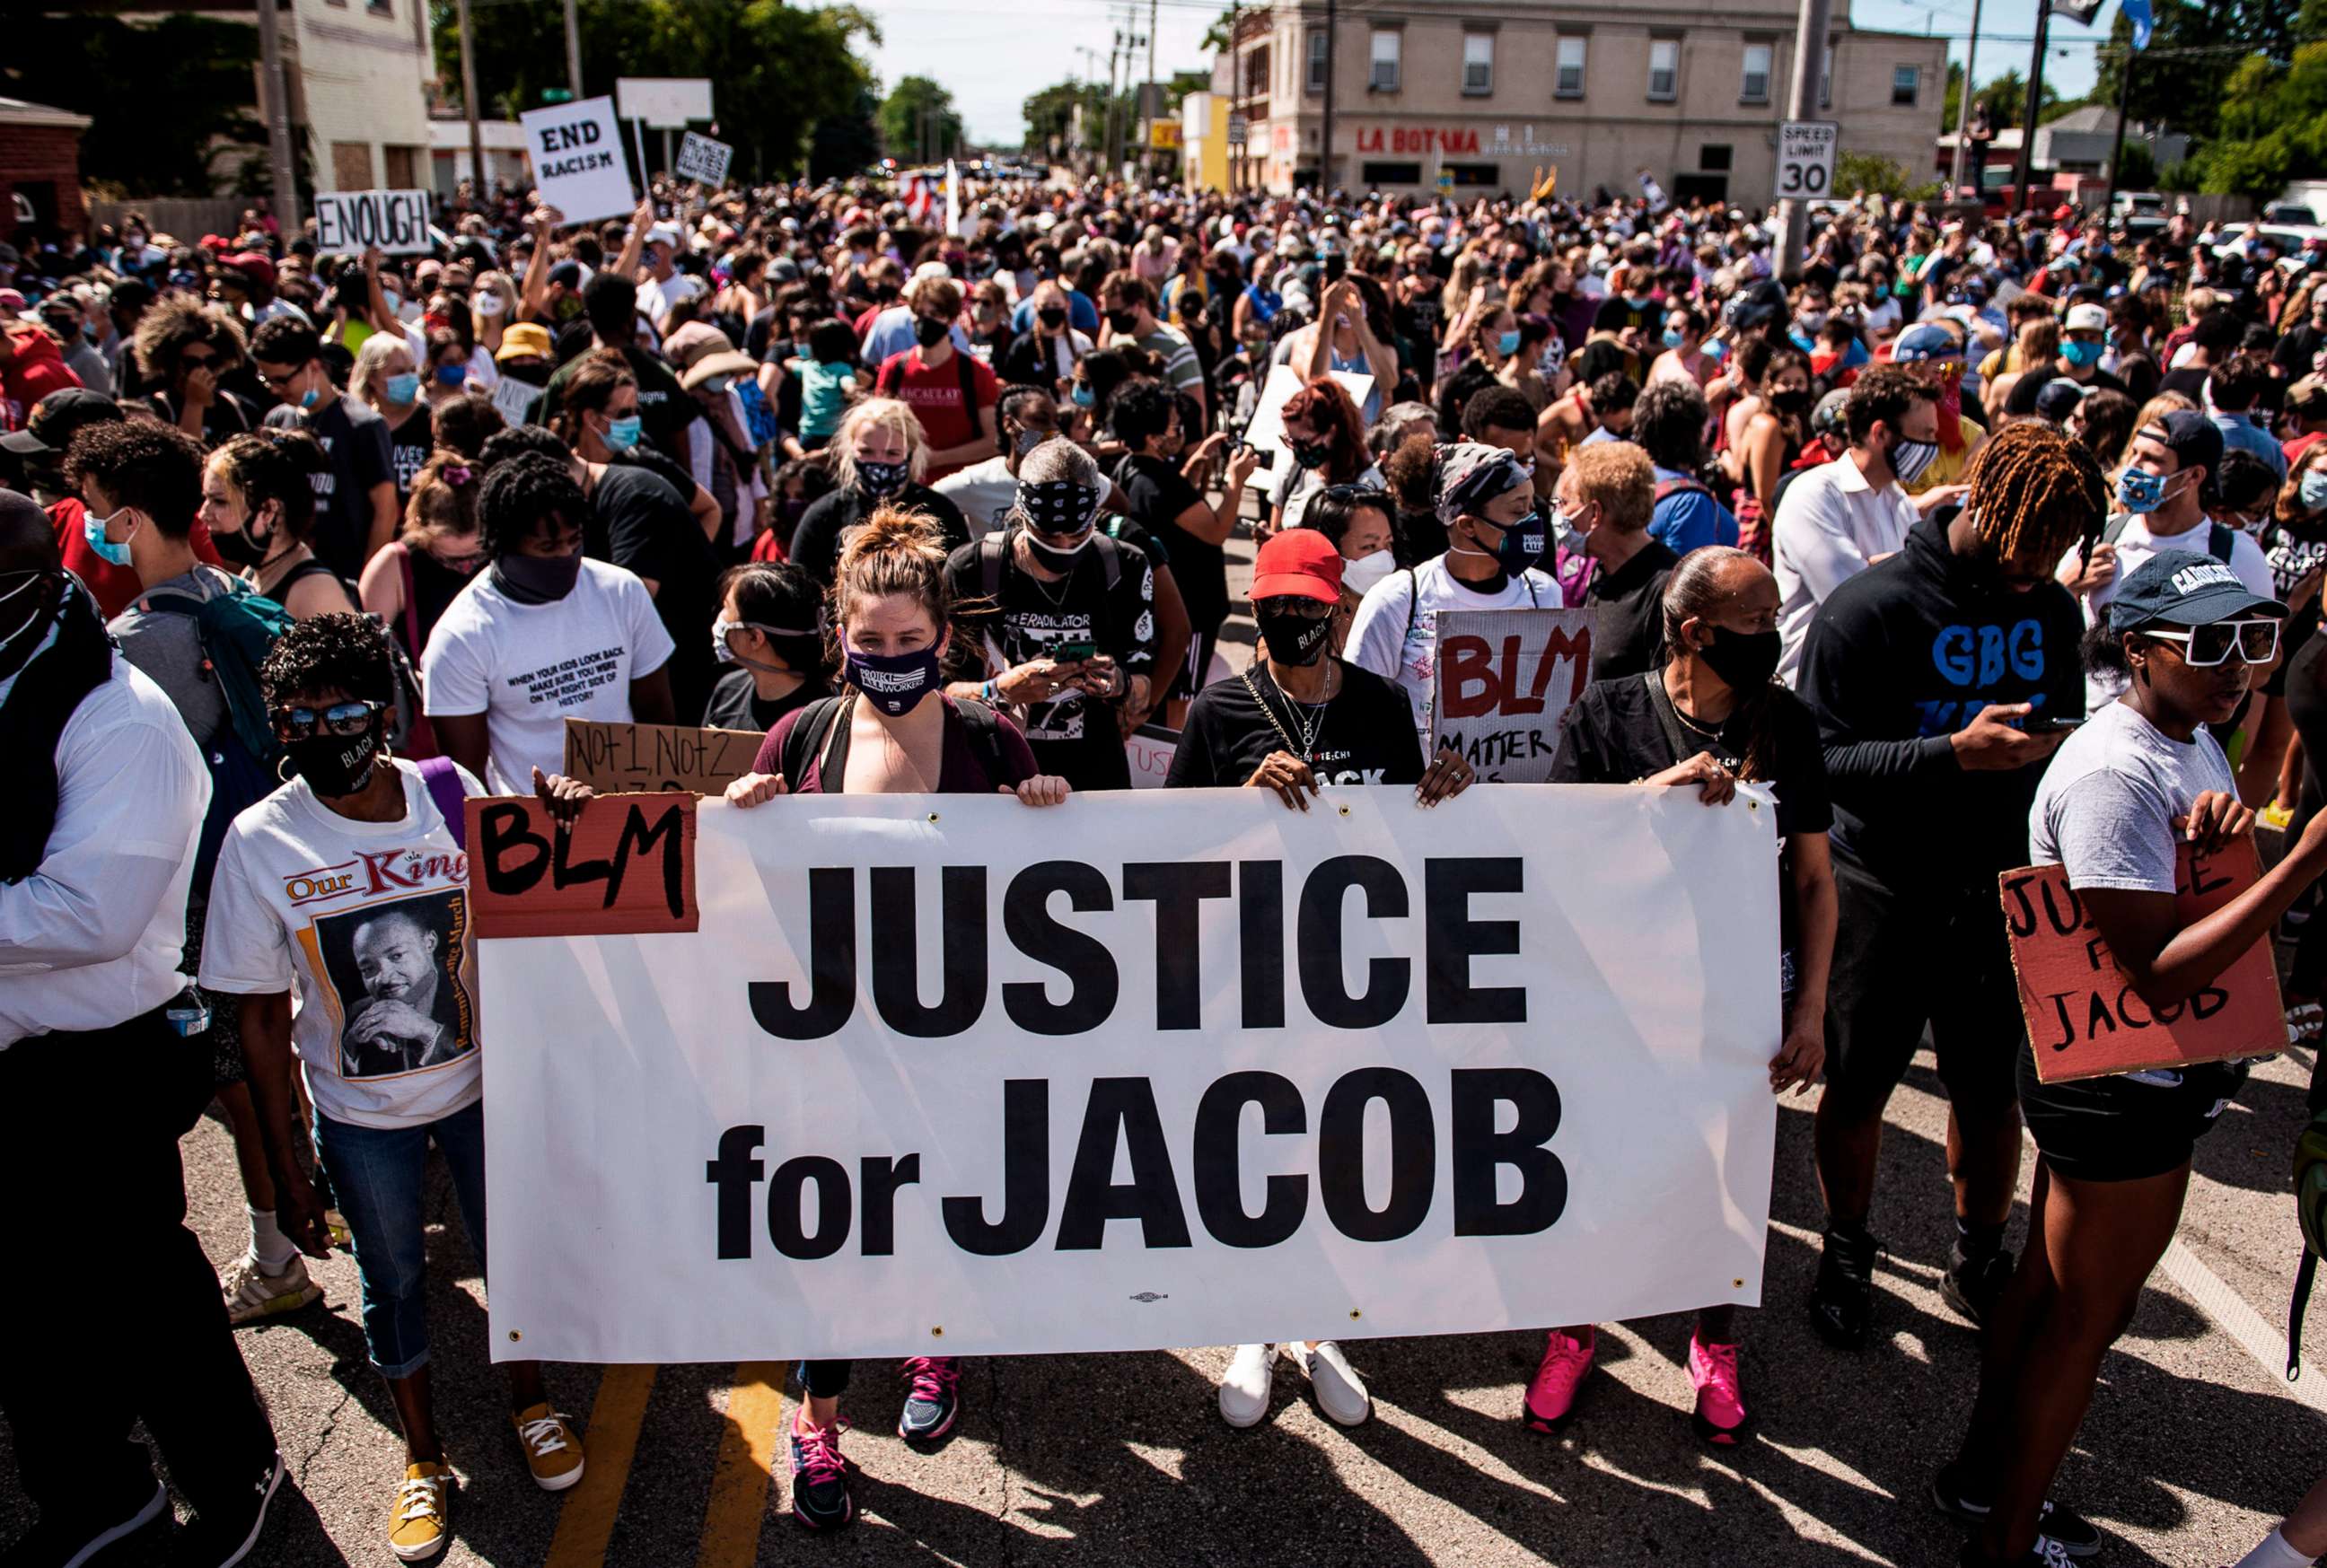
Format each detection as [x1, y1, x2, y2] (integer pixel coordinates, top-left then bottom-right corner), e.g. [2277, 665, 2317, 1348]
[10, 530, 2327, 1567]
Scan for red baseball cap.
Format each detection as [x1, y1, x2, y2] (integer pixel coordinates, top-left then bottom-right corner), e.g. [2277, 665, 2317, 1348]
[224, 252, 277, 287]
[1251, 528, 1344, 604]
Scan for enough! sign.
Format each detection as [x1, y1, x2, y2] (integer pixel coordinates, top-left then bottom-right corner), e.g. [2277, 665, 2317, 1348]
[312, 189, 434, 255]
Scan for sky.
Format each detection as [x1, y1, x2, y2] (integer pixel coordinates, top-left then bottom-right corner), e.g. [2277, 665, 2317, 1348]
[845, 0, 2113, 148]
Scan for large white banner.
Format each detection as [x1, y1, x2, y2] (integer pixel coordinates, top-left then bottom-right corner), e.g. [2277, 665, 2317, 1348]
[479, 785, 1779, 1364]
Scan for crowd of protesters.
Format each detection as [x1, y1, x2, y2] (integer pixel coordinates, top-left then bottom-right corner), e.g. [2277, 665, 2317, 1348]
[5, 166, 2327, 1567]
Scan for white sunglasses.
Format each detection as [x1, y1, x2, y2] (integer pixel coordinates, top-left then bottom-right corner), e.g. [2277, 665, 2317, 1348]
[2140, 618, 2281, 667]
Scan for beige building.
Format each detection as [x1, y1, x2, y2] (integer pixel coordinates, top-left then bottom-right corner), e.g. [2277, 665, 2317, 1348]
[1215, 0, 1944, 206]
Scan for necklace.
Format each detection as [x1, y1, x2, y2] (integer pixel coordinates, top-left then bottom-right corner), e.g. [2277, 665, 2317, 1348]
[1242, 661, 1335, 762]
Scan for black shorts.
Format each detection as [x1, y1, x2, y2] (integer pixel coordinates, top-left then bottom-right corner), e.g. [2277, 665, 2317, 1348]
[2017, 1044, 2247, 1183]
[1822, 854, 2027, 1115]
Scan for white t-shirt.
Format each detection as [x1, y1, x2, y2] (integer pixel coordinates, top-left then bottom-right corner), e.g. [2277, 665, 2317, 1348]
[1270, 460, 1386, 534]
[2056, 514, 2277, 712]
[421, 558, 675, 793]
[200, 760, 487, 1129]
[1345, 556, 1563, 744]
[1771, 453, 1919, 687]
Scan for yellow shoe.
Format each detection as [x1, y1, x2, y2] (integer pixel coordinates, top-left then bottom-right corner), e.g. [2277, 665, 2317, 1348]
[390, 1460, 452, 1561]
[512, 1404, 586, 1491]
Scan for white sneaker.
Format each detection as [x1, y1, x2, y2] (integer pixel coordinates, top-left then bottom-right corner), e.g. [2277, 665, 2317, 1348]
[222, 1253, 322, 1327]
[1217, 1343, 1277, 1428]
[1290, 1340, 1371, 1426]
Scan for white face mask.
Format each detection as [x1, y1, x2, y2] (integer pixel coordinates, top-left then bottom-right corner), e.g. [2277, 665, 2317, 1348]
[1341, 549, 1396, 596]
[474, 291, 506, 319]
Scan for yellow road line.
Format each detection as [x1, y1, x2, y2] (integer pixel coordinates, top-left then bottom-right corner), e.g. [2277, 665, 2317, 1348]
[693, 1362, 791, 1568]
[542, 1362, 659, 1568]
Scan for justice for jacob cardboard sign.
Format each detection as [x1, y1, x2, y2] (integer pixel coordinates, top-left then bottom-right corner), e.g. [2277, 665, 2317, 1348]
[2000, 838, 2285, 1084]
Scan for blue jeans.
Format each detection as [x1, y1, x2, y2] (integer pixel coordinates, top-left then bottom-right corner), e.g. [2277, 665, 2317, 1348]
[313, 1099, 488, 1379]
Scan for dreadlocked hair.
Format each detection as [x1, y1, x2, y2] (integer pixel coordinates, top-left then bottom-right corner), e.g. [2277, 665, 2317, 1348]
[1963, 417, 2109, 567]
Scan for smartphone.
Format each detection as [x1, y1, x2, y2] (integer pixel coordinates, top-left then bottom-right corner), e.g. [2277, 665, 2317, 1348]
[1239, 442, 1275, 471]
[2026, 716, 2085, 735]
[1050, 639, 1097, 663]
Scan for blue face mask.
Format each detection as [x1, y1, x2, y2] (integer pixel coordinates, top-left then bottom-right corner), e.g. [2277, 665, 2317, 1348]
[435, 363, 468, 389]
[1704, 337, 1728, 363]
[83, 505, 137, 567]
[385, 371, 421, 405]
[1663, 328, 1686, 349]
[2116, 467, 2169, 514]
[1497, 329, 1522, 356]
[299, 384, 321, 410]
[2060, 339, 2104, 370]
[602, 413, 643, 451]
[1070, 383, 1095, 408]
[2302, 470, 2327, 512]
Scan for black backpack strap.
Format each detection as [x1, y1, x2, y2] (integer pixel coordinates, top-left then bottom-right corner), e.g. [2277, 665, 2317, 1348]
[2209, 522, 2237, 565]
[2102, 513, 2133, 548]
[781, 696, 846, 788]
[1091, 530, 1123, 592]
[979, 530, 1008, 604]
[2293, 1248, 2317, 1380]
[1401, 566, 1420, 645]
[952, 696, 1014, 786]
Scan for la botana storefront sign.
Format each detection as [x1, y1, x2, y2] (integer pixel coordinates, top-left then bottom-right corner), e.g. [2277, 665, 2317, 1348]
[1352, 126, 1570, 157]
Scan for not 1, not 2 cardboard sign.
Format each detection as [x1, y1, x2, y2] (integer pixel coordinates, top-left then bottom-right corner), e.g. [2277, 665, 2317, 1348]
[2000, 837, 2285, 1084]
[519, 95, 634, 225]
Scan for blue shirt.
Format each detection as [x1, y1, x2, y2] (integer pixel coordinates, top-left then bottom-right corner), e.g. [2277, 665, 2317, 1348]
[2214, 412, 2289, 482]
[1010, 289, 1100, 337]
[1649, 464, 1739, 555]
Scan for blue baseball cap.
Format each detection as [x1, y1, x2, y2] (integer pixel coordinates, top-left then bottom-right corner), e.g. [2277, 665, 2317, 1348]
[1892, 322, 1961, 363]
[2107, 549, 2285, 633]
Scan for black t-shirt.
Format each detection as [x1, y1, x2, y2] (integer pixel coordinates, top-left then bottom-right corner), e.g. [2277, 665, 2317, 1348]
[702, 669, 829, 733]
[1167, 658, 1424, 789]
[943, 531, 1159, 790]
[2274, 322, 2324, 380]
[2005, 363, 2127, 416]
[386, 403, 435, 504]
[1550, 671, 1834, 843]
[540, 342, 693, 457]
[1117, 452, 1220, 628]
[146, 387, 253, 447]
[1584, 539, 1679, 682]
[587, 462, 722, 722]
[789, 484, 971, 586]
[263, 393, 392, 582]
[2158, 365, 2211, 402]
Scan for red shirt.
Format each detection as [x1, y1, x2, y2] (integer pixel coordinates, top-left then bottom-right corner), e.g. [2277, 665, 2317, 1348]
[874, 346, 998, 482]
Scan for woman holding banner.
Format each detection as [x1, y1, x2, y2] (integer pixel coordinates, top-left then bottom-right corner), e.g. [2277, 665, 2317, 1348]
[724, 504, 1070, 1531]
[1943, 550, 2317, 1568]
[1542, 547, 1833, 1447]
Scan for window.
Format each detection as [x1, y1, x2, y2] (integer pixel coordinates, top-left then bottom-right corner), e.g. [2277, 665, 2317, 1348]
[1463, 32, 1494, 95]
[1699, 143, 1732, 171]
[382, 145, 420, 186]
[1369, 30, 1400, 92]
[1740, 42, 1771, 104]
[1892, 64, 1919, 105]
[1362, 161, 1424, 186]
[366, 0, 391, 13]
[1245, 46, 1269, 101]
[1647, 39, 1679, 101]
[1556, 36, 1586, 98]
[1306, 31, 1327, 94]
[1445, 162, 1501, 187]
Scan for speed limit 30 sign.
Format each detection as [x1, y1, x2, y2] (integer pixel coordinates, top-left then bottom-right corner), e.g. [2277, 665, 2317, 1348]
[1776, 119, 1839, 201]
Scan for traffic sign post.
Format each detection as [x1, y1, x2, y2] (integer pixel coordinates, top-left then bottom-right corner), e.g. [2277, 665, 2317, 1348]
[1775, 119, 1839, 203]
[1225, 112, 1247, 147]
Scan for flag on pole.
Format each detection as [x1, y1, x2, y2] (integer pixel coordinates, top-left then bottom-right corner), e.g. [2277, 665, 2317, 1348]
[900, 171, 936, 224]
[2122, 0, 2154, 49]
[944, 159, 961, 237]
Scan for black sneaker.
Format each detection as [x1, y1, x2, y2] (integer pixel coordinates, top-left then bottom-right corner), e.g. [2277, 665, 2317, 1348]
[1955, 1537, 2079, 1567]
[1934, 1461, 2103, 1559]
[1940, 1247, 2016, 1327]
[1808, 1227, 1883, 1349]
[787, 1417, 854, 1530]
[0, 1477, 166, 1568]
[167, 1451, 283, 1568]
[897, 1355, 960, 1443]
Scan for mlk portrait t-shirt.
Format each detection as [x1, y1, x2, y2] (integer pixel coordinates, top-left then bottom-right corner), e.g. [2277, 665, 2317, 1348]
[199, 759, 487, 1129]
[421, 556, 675, 793]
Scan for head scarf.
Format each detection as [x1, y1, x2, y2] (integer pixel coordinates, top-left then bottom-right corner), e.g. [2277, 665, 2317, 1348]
[1014, 480, 1102, 536]
[1432, 442, 1530, 528]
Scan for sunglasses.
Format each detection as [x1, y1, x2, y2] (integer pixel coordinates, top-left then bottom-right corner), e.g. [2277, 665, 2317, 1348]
[258, 366, 306, 391]
[2143, 619, 2281, 667]
[271, 699, 386, 742]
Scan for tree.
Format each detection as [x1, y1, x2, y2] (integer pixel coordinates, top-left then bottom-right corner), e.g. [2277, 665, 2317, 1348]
[1838, 152, 1942, 203]
[1201, 6, 1234, 53]
[811, 87, 883, 183]
[429, 0, 879, 181]
[2112, 140, 2159, 191]
[1943, 61, 1966, 133]
[5, 11, 268, 197]
[2090, 0, 2327, 140]
[2180, 42, 2327, 202]
[880, 76, 963, 164]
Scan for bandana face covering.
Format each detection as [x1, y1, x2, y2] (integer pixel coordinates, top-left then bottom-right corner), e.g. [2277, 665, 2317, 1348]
[856, 459, 910, 498]
[1016, 479, 1101, 539]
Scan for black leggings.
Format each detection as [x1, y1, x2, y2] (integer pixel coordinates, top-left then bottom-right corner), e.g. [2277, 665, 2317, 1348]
[800, 1360, 849, 1400]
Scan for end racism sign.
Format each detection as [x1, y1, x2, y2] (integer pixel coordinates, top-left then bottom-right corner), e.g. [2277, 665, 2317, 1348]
[477, 785, 1780, 1363]
[1431, 609, 1594, 782]
[519, 94, 633, 224]
[563, 717, 761, 796]
[2000, 838, 2285, 1084]
[312, 189, 434, 256]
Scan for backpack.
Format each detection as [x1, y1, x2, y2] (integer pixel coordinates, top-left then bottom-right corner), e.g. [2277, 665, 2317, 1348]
[779, 692, 1013, 791]
[975, 528, 1124, 601]
[135, 574, 294, 892]
[2101, 513, 2238, 566]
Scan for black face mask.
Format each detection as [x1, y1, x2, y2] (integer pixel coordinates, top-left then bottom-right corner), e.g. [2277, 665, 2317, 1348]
[1038, 306, 1068, 329]
[1699, 626, 1782, 691]
[494, 551, 584, 603]
[1769, 388, 1813, 418]
[1256, 602, 1333, 666]
[913, 314, 950, 347]
[1289, 438, 1333, 471]
[856, 459, 909, 497]
[212, 520, 275, 569]
[1106, 308, 1140, 334]
[285, 723, 382, 797]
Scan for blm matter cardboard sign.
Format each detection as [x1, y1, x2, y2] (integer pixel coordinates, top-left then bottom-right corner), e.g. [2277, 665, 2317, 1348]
[1430, 609, 1594, 782]
[466, 792, 698, 940]
[2000, 838, 2285, 1084]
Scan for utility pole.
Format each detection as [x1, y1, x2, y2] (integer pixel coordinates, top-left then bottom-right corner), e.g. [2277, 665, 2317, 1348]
[1321, 0, 1337, 191]
[254, 0, 299, 228]
[1146, 0, 1159, 179]
[1106, 29, 1124, 176]
[1947, 0, 1983, 197]
[1226, 0, 1240, 192]
[455, 0, 484, 208]
[2101, 44, 2134, 216]
[563, 0, 583, 101]
[1777, 0, 1833, 278]
[2011, 0, 2051, 215]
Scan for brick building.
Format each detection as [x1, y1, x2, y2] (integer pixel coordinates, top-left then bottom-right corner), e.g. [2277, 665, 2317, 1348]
[0, 97, 93, 241]
[1212, 0, 1945, 203]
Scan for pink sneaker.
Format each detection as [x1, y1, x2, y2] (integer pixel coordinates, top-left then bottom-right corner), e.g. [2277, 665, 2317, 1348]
[1689, 1335, 1751, 1445]
[1522, 1327, 1595, 1432]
